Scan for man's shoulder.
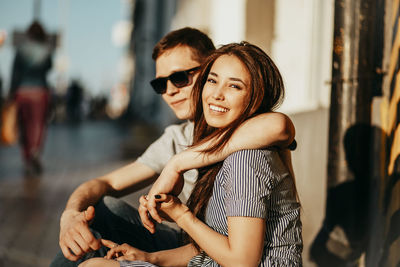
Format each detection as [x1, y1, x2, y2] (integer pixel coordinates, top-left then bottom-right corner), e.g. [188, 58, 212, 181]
[164, 120, 193, 132]
[163, 121, 193, 141]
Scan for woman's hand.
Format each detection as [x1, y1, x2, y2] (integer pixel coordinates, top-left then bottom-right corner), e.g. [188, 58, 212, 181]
[139, 193, 190, 233]
[154, 194, 190, 224]
[101, 239, 150, 262]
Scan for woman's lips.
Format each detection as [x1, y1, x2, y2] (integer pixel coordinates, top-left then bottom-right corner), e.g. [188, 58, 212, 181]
[209, 104, 228, 113]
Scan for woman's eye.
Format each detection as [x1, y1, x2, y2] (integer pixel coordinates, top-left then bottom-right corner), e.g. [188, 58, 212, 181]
[207, 78, 216, 84]
[230, 84, 242, 90]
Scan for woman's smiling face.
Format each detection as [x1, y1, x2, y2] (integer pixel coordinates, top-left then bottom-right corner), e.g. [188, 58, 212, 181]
[202, 55, 251, 128]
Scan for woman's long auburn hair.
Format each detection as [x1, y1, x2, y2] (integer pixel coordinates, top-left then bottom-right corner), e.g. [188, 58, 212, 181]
[186, 42, 286, 248]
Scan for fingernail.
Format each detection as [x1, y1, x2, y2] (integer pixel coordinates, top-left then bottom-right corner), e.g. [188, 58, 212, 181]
[154, 194, 161, 199]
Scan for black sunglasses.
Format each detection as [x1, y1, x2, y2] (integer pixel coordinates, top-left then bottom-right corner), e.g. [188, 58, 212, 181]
[150, 66, 200, 94]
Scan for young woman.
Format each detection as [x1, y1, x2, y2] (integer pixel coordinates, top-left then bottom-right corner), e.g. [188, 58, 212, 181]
[79, 42, 302, 267]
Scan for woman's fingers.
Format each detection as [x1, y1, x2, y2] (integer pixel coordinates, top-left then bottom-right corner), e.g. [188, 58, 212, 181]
[103, 241, 129, 260]
[101, 239, 118, 259]
[116, 255, 129, 261]
[100, 239, 117, 249]
[154, 194, 168, 202]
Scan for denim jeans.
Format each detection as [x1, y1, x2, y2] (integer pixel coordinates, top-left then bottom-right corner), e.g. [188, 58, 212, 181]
[50, 196, 183, 267]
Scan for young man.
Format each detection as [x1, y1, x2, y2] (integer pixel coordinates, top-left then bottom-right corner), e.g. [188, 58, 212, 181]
[51, 28, 295, 266]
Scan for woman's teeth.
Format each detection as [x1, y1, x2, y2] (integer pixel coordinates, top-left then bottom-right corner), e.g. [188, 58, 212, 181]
[209, 104, 228, 112]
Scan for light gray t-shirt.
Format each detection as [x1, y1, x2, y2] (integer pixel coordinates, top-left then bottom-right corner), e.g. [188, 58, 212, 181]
[137, 121, 197, 203]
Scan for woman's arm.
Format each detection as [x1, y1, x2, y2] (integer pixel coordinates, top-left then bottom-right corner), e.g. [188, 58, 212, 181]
[80, 240, 198, 267]
[180, 215, 265, 267]
[156, 195, 265, 267]
[149, 244, 198, 267]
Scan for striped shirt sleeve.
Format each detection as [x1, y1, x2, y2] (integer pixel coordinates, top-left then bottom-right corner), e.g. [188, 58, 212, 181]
[224, 149, 275, 218]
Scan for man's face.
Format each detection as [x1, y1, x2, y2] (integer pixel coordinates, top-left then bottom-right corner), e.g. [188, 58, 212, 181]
[155, 46, 200, 120]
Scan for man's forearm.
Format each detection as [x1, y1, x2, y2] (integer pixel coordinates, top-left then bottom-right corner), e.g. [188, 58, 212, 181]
[65, 161, 158, 212]
[170, 112, 295, 173]
[64, 178, 111, 212]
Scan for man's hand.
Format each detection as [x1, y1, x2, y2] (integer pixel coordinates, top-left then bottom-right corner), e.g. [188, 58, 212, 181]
[59, 206, 101, 261]
[138, 195, 155, 233]
[139, 160, 184, 232]
[150, 160, 185, 198]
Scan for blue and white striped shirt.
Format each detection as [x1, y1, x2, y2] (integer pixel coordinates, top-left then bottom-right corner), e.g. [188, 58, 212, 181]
[188, 149, 302, 266]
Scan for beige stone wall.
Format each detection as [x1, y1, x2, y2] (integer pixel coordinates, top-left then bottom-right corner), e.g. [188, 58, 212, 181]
[245, 0, 275, 55]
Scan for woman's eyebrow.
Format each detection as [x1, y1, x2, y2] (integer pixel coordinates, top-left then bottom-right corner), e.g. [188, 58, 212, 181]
[209, 72, 245, 84]
[209, 71, 247, 86]
[229, 77, 245, 84]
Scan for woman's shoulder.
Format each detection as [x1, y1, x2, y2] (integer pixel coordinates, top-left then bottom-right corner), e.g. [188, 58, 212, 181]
[223, 149, 288, 182]
[222, 149, 279, 174]
[225, 149, 276, 164]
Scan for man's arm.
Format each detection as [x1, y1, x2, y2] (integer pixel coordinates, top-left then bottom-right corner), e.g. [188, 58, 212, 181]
[59, 161, 157, 261]
[143, 112, 295, 229]
[175, 112, 294, 171]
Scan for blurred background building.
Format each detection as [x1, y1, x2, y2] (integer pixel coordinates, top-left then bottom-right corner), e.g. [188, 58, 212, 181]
[0, 0, 399, 266]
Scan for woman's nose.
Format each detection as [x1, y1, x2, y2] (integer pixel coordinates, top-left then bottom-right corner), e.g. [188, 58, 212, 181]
[212, 86, 224, 100]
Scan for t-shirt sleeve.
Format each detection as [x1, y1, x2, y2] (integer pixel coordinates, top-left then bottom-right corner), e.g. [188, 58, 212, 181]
[137, 124, 188, 173]
[224, 149, 275, 218]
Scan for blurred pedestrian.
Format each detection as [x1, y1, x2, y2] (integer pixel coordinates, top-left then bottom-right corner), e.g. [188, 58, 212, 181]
[66, 79, 84, 123]
[9, 21, 53, 176]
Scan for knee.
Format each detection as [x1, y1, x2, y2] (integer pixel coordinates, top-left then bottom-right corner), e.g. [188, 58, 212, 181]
[49, 251, 74, 267]
[94, 196, 119, 219]
[101, 196, 134, 218]
[102, 196, 122, 210]
[78, 257, 117, 267]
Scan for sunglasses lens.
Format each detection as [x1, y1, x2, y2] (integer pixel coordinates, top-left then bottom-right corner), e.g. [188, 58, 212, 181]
[150, 78, 167, 94]
[170, 71, 189, 88]
[150, 67, 198, 94]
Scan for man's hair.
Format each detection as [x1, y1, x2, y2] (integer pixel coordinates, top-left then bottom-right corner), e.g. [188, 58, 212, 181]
[152, 27, 215, 63]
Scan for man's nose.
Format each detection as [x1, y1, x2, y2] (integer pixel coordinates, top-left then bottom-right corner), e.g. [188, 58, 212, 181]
[165, 81, 179, 95]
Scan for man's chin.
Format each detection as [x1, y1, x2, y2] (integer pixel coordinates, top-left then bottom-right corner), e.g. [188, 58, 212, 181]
[175, 112, 192, 121]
